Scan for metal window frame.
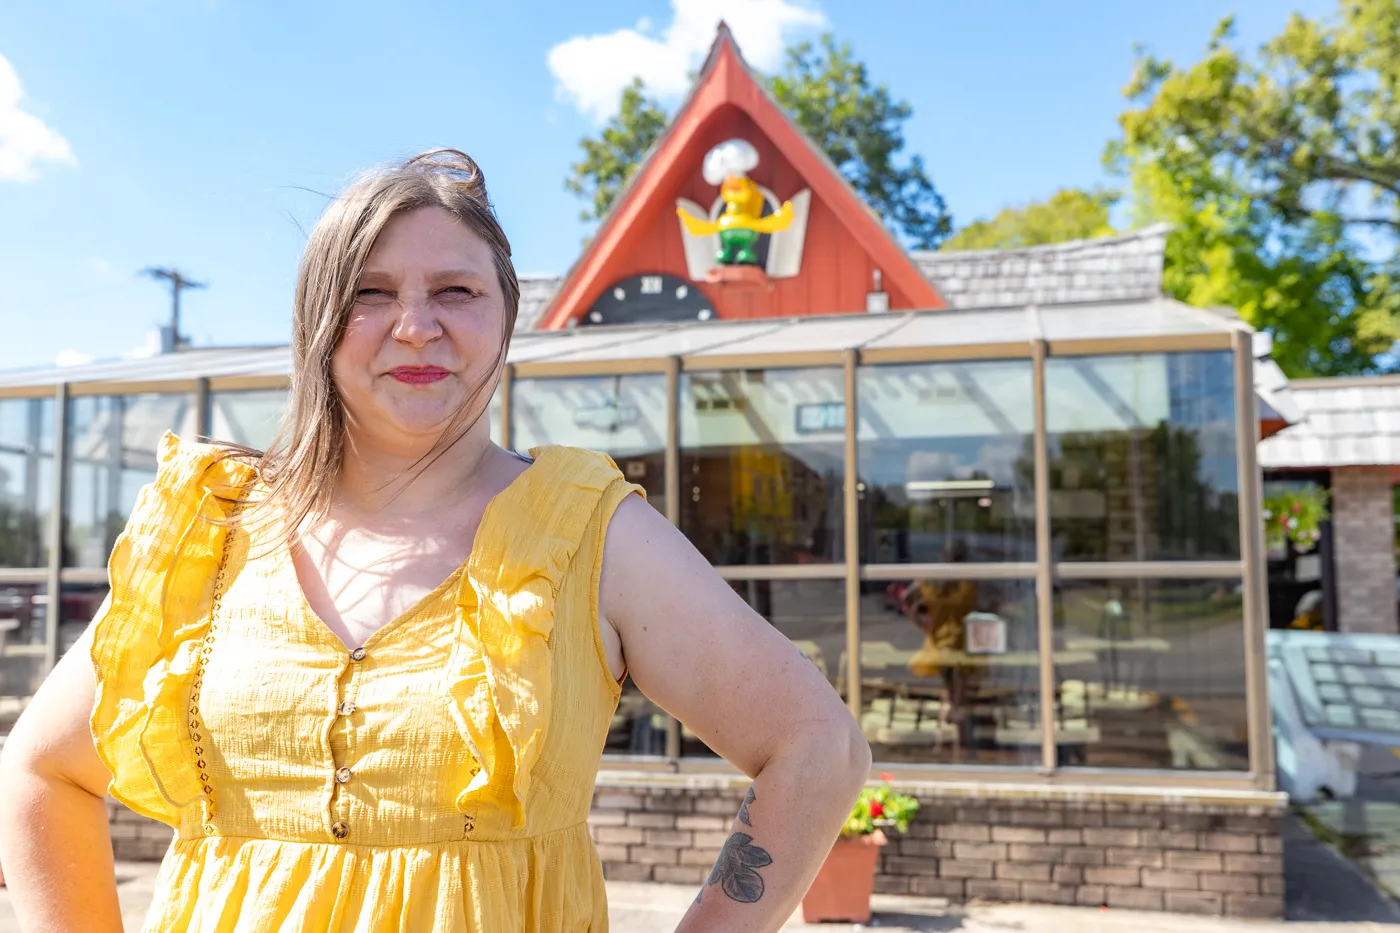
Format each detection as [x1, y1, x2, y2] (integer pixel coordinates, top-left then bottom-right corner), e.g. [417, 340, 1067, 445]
[11, 328, 1268, 792]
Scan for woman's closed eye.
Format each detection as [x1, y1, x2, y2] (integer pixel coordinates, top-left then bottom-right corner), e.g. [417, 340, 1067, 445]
[438, 286, 479, 299]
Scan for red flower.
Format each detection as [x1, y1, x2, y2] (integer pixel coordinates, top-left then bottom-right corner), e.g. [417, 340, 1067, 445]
[869, 800, 884, 818]
[880, 772, 895, 782]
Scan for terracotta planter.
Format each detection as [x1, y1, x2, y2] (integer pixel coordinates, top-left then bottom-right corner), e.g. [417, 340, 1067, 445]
[801, 829, 886, 923]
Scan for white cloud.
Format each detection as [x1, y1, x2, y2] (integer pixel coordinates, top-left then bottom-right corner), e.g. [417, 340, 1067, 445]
[55, 349, 95, 367]
[547, 0, 825, 122]
[0, 52, 75, 182]
[55, 329, 164, 368]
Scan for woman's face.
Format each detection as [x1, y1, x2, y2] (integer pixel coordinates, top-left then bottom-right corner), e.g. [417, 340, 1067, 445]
[332, 205, 506, 452]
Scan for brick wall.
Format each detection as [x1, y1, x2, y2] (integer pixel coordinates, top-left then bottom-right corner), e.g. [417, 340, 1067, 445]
[587, 777, 1287, 920]
[1331, 467, 1399, 634]
[105, 777, 1288, 920]
[107, 797, 174, 861]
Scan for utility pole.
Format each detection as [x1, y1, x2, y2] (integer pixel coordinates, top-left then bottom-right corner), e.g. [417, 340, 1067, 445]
[142, 267, 205, 352]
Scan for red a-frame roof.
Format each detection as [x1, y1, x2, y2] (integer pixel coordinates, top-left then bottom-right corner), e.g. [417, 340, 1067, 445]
[536, 24, 945, 329]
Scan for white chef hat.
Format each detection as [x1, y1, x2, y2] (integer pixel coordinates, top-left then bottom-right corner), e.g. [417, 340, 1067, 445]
[702, 138, 760, 186]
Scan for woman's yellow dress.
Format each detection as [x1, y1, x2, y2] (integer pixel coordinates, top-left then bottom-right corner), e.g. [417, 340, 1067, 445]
[90, 433, 641, 931]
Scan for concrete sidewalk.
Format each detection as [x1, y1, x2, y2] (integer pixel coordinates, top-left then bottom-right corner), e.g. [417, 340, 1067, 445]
[608, 879, 1396, 931]
[0, 861, 1394, 932]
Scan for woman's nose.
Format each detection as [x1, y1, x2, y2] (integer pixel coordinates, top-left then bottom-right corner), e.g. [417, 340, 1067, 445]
[391, 294, 443, 347]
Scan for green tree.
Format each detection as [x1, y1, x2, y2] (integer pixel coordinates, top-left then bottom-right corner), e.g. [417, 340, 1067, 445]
[1110, 2, 1400, 376]
[768, 35, 950, 249]
[566, 34, 952, 248]
[942, 188, 1118, 251]
[565, 78, 669, 225]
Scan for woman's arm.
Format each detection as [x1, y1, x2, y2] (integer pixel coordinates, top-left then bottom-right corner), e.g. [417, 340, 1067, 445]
[600, 498, 871, 933]
[0, 612, 124, 933]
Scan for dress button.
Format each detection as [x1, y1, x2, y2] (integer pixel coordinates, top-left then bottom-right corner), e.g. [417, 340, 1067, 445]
[335, 766, 353, 784]
[350, 647, 367, 662]
[331, 821, 349, 839]
[339, 701, 356, 716]
[203, 825, 215, 836]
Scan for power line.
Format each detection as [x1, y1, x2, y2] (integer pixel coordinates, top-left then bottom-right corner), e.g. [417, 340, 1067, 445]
[142, 267, 206, 352]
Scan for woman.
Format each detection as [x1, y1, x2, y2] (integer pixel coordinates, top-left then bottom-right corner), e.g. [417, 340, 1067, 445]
[0, 150, 870, 932]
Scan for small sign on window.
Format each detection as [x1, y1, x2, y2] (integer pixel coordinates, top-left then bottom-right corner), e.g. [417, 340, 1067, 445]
[794, 402, 845, 434]
[964, 612, 1007, 655]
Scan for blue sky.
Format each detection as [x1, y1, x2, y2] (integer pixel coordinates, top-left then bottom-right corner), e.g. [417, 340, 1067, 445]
[0, 0, 1332, 371]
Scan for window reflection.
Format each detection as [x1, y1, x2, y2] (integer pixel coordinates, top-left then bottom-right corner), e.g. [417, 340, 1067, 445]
[1046, 352, 1239, 561]
[606, 680, 668, 758]
[680, 369, 843, 565]
[858, 361, 1035, 564]
[512, 375, 666, 513]
[66, 394, 198, 568]
[1054, 578, 1249, 771]
[0, 397, 54, 569]
[61, 582, 108, 653]
[861, 571, 1040, 766]
[0, 582, 46, 735]
[681, 578, 845, 757]
[209, 389, 287, 451]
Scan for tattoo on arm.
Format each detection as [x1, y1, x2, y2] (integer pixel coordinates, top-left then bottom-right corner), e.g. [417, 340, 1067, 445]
[696, 784, 772, 907]
[707, 833, 773, 903]
[738, 785, 756, 826]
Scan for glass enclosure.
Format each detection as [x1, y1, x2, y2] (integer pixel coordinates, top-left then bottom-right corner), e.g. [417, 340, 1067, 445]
[1046, 352, 1239, 562]
[861, 578, 1041, 766]
[513, 374, 666, 512]
[66, 393, 197, 568]
[0, 336, 1262, 785]
[858, 361, 1035, 564]
[208, 389, 286, 450]
[680, 368, 844, 565]
[0, 397, 54, 569]
[1053, 578, 1249, 771]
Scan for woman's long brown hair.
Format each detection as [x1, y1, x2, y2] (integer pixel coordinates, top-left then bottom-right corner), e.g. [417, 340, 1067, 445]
[224, 149, 521, 542]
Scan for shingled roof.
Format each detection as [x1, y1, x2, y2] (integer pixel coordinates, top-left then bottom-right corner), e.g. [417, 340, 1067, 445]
[516, 275, 562, 333]
[514, 224, 1173, 331]
[909, 224, 1170, 310]
[1259, 375, 1400, 469]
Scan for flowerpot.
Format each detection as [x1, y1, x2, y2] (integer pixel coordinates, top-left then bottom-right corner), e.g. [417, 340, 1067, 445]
[801, 829, 886, 923]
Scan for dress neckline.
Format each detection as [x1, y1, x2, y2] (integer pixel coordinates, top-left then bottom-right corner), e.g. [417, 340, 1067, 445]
[280, 447, 547, 653]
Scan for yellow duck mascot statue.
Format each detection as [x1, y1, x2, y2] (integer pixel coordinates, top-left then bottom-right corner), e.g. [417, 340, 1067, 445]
[677, 139, 794, 266]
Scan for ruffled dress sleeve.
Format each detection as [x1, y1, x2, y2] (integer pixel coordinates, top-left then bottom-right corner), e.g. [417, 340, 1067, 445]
[444, 446, 643, 829]
[89, 431, 257, 826]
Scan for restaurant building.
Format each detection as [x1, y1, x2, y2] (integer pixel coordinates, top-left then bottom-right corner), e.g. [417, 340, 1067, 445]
[1259, 375, 1400, 636]
[0, 28, 1294, 917]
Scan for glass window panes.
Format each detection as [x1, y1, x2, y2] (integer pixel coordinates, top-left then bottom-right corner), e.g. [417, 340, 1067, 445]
[605, 680, 668, 758]
[511, 375, 666, 511]
[858, 361, 1035, 564]
[0, 582, 46, 735]
[861, 577, 1040, 766]
[681, 578, 845, 757]
[1046, 352, 1239, 561]
[680, 368, 843, 565]
[208, 389, 287, 451]
[66, 394, 198, 568]
[0, 397, 54, 568]
[61, 582, 109, 655]
[1054, 578, 1249, 771]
